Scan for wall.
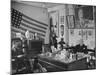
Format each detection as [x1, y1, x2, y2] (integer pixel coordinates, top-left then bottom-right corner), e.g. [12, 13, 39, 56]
[11, 1, 49, 25]
[48, 5, 69, 43]
[68, 5, 96, 49]
[11, 1, 50, 44]
[48, 4, 95, 49]
[69, 29, 95, 49]
[83, 29, 95, 49]
[69, 29, 82, 46]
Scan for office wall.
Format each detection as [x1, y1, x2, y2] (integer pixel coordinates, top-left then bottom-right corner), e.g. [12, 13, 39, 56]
[48, 5, 69, 43]
[11, 1, 50, 44]
[69, 29, 82, 46]
[69, 29, 95, 49]
[68, 5, 96, 49]
[83, 29, 95, 49]
[48, 4, 95, 49]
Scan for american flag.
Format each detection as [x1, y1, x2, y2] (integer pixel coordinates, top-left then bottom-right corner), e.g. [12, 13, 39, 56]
[11, 8, 48, 40]
[11, 8, 22, 28]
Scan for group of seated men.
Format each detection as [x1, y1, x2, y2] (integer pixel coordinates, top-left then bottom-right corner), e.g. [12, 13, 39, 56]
[11, 30, 47, 74]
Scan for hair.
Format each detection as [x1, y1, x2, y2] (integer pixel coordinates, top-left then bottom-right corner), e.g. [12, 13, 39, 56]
[34, 57, 38, 63]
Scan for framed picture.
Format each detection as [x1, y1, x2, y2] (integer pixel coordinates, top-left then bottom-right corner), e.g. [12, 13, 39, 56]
[67, 15, 75, 29]
[75, 6, 96, 29]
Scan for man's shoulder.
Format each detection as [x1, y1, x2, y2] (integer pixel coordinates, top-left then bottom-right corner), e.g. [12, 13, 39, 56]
[76, 44, 80, 47]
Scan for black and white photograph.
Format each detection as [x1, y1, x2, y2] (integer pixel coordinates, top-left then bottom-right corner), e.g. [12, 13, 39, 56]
[11, 0, 96, 75]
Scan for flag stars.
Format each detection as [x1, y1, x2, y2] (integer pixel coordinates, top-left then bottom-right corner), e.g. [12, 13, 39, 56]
[11, 8, 22, 28]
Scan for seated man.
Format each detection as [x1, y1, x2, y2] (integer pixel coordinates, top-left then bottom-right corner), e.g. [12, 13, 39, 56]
[58, 38, 66, 49]
[32, 57, 47, 73]
[75, 44, 87, 52]
[74, 40, 87, 53]
[11, 38, 28, 73]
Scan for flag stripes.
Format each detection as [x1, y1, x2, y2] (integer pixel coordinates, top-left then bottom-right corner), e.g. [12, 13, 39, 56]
[21, 22, 46, 33]
[20, 25, 45, 37]
[22, 18, 47, 30]
[22, 13, 48, 27]
[11, 26, 25, 35]
[11, 8, 48, 39]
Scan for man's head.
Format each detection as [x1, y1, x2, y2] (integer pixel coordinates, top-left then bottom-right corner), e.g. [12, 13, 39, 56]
[35, 33, 37, 36]
[57, 44, 62, 50]
[25, 30, 30, 39]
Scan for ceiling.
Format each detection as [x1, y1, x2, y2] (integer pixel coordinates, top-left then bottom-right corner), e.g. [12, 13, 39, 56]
[12, 0, 63, 8]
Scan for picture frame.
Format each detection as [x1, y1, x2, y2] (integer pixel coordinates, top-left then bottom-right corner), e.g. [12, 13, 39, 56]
[67, 15, 75, 29]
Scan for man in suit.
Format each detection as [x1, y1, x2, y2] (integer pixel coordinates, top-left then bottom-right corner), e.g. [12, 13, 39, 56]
[74, 40, 87, 53]
[58, 38, 66, 50]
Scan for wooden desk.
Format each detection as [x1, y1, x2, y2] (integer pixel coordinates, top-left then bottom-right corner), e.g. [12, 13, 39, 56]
[38, 55, 88, 72]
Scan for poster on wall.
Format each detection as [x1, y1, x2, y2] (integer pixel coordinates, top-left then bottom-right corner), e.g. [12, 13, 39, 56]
[11, 0, 96, 75]
[75, 5, 96, 29]
[67, 15, 75, 29]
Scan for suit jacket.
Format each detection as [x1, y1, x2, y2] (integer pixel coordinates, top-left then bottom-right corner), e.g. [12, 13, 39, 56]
[74, 44, 87, 53]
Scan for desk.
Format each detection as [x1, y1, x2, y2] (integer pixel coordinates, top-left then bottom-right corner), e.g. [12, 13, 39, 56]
[38, 54, 88, 72]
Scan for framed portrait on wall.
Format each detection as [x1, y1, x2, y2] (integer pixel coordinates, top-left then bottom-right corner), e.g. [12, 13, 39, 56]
[74, 5, 96, 29]
[67, 15, 75, 29]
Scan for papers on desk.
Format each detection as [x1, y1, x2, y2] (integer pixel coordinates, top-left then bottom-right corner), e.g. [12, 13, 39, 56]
[40, 51, 91, 64]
